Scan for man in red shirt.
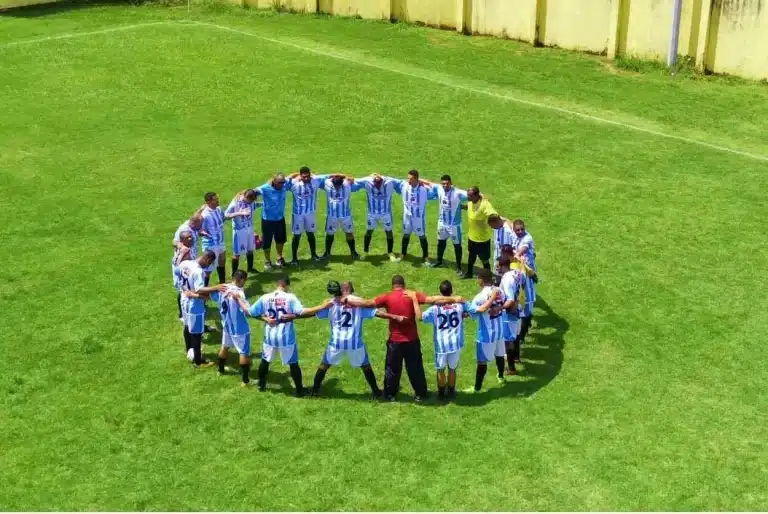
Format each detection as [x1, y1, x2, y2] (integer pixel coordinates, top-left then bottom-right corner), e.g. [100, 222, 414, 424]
[346, 275, 461, 402]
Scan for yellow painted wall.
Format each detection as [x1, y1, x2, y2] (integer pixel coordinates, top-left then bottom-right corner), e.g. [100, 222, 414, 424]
[624, 0, 698, 59]
[710, 0, 768, 79]
[395, 0, 458, 28]
[543, 0, 616, 53]
[282, 0, 317, 11]
[471, 0, 538, 42]
[322, 0, 390, 19]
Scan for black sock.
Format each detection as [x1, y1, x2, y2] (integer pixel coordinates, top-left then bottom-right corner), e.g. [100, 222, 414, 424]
[364, 230, 373, 253]
[495, 356, 505, 378]
[401, 235, 410, 256]
[438, 385, 446, 398]
[518, 317, 532, 344]
[507, 347, 516, 371]
[216, 266, 226, 284]
[436, 240, 447, 263]
[482, 260, 491, 271]
[292, 234, 301, 262]
[385, 232, 394, 254]
[307, 233, 317, 256]
[258, 359, 269, 389]
[218, 357, 226, 374]
[347, 237, 357, 255]
[241, 363, 251, 384]
[191, 334, 202, 365]
[362, 367, 380, 394]
[183, 326, 192, 352]
[474, 363, 487, 391]
[454, 244, 463, 270]
[204, 274, 210, 287]
[313, 368, 327, 392]
[289, 363, 304, 394]
[419, 237, 429, 259]
[325, 235, 334, 255]
[447, 386, 456, 394]
[246, 251, 254, 270]
[467, 252, 477, 276]
[231, 258, 239, 274]
[177, 293, 182, 319]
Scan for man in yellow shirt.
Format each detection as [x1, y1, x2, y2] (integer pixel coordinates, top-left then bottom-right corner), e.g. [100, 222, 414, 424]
[461, 186, 496, 279]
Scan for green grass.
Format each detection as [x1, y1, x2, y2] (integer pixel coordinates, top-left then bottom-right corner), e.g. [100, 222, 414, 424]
[1, 3, 768, 511]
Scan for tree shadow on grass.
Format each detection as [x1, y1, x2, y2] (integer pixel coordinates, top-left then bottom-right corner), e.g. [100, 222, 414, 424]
[0, 0, 129, 17]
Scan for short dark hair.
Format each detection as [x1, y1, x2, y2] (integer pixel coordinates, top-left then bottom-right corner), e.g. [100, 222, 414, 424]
[498, 257, 512, 268]
[440, 174, 451, 182]
[204, 192, 217, 202]
[201, 249, 216, 262]
[407, 169, 419, 179]
[341, 281, 354, 294]
[477, 268, 493, 284]
[392, 275, 406, 287]
[299, 166, 311, 174]
[244, 188, 258, 199]
[332, 176, 344, 186]
[487, 214, 501, 224]
[439, 280, 453, 296]
[232, 270, 248, 281]
[513, 219, 525, 229]
[468, 186, 480, 196]
[276, 275, 290, 287]
[326, 280, 342, 297]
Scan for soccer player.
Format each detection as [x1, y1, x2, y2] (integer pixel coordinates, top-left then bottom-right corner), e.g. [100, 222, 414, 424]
[225, 189, 261, 275]
[498, 254, 525, 375]
[256, 173, 289, 270]
[286, 166, 327, 265]
[173, 213, 202, 260]
[215, 270, 253, 386]
[321, 175, 364, 260]
[177, 250, 227, 368]
[511, 219, 537, 361]
[488, 214, 516, 277]
[465, 269, 506, 393]
[310, 280, 405, 398]
[200, 192, 226, 285]
[393, 169, 435, 266]
[172, 230, 195, 322]
[429, 174, 467, 273]
[413, 280, 492, 400]
[232, 275, 328, 395]
[356, 174, 398, 261]
[463, 186, 496, 279]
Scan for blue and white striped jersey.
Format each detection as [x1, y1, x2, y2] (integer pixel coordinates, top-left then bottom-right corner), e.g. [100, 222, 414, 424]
[249, 291, 305, 347]
[201, 206, 225, 247]
[494, 222, 515, 262]
[178, 260, 206, 314]
[173, 221, 199, 259]
[288, 176, 328, 215]
[512, 232, 536, 270]
[499, 269, 523, 307]
[225, 196, 258, 231]
[215, 285, 251, 336]
[433, 185, 467, 226]
[323, 179, 363, 218]
[358, 176, 397, 215]
[316, 299, 377, 350]
[394, 180, 432, 218]
[421, 302, 470, 354]
[468, 286, 506, 343]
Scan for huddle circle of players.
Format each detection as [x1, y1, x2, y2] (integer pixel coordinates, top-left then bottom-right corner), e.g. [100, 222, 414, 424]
[172, 167, 537, 401]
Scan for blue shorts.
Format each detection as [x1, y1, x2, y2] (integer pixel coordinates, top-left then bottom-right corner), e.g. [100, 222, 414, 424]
[521, 277, 536, 317]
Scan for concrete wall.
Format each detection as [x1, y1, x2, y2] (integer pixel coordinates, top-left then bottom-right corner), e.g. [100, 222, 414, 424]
[392, 0, 458, 29]
[471, 0, 539, 42]
[318, 0, 390, 19]
[708, 0, 768, 79]
[543, 0, 617, 53]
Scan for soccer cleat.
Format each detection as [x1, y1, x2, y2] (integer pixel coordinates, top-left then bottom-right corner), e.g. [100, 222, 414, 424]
[414, 396, 425, 404]
[311, 254, 322, 262]
[359, 253, 367, 261]
[421, 260, 434, 268]
[258, 384, 267, 392]
[194, 361, 216, 369]
[496, 376, 506, 384]
[218, 365, 237, 375]
[276, 258, 286, 268]
[288, 260, 299, 268]
[240, 381, 253, 388]
[264, 261, 273, 271]
[505, 368, 518, 376]
[390, 254, 401, 263]
[446, 389, 456, 401]
[246, 268, 258, 274]
[319, 253, 330, 261]
[460, 272, 472, 280]
[352, 253, 362, 261]
[462, 386, 480, 394]
[371, 389, 383, 400]
[432, 261, 444, 268]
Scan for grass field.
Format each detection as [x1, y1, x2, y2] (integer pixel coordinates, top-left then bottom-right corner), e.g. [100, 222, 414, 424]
[1, 2, 768, 510]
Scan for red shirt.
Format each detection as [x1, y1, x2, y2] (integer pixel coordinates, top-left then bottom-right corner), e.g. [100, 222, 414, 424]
[374, 287, 427, 343]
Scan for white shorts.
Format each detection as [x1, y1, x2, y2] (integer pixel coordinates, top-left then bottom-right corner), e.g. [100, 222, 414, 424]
[202, 244, 225, 272]
[232, 228, 255, 256]
[326, 215, 354, 235]
[322, 345, 370, 368]
[435, 350, 461, 370]
[183, 310, 205, 335]
[402, 215, 426, 237]
[437, 223, 462, 244]
[222, 331, 252, 356]
[367, 213, 393, 231]
[261, 343, 299, 365]
[476, 340, 506, 363]
[292, 212, 317, 235]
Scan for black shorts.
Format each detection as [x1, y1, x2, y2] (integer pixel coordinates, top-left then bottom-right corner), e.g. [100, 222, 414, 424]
[468, 239, 491, 261]
[261, 219, 287, 248]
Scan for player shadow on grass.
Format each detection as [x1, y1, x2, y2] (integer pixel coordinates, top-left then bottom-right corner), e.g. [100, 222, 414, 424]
[0, 0, 125, 17]
[452, 294, 568, 407]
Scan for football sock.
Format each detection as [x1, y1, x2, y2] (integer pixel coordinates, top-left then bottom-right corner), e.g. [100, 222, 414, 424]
[241, 363, 250, 384]
[436, 240, 447, 264]
[454, 244, 463, 270]
[518, 316, 532, 344]
[231, 258, 239, 274]
[246, 251, 254, 270]
[313, 368, 327, 392]
[325, 235, 334, 255]
[289, 363, 304, 393]
[362, 367, 380, 394]
[438, 386, 446, 398]
[191, 334, 203, 365]
[419, 237, 429, 259]
[401, 235, 411, 256]
[307, 233, 317, 256]
[482, 260, 491, 271]
[291, 234, 301, 262]
[507, 347, 516, 371]
[218, 357, 226, 374]
[216, 266, 226, 284]
[385, 232, 394, 254]
[257, 359, 270, 389]
[474, 363, 487, 391]
[495, 356, 506, 378]
[347, 237, 357, 255]
[183, 326, 192, 351]
[364, 230, 373, 253]
[176, 293, 182, 319]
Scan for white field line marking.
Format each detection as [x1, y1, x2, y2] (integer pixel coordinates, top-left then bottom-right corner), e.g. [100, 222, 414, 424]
[0, 21, 171, 48]
[187, 20, 768, 164]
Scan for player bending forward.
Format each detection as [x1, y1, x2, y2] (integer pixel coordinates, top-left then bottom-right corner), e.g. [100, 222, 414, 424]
[214, 270, 255, 387]
[464, 269, 506, 393]
[309, 280, 406, 398]
[225, 189, 261, 275]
